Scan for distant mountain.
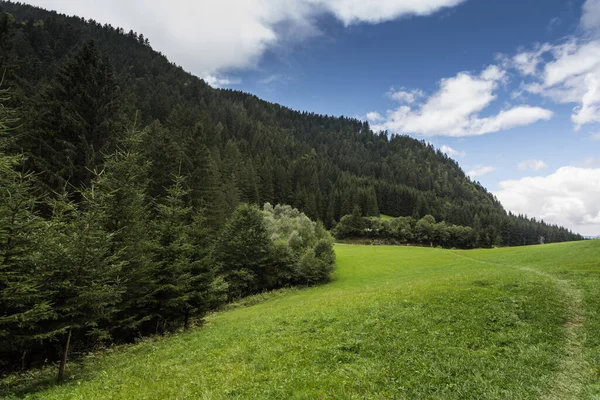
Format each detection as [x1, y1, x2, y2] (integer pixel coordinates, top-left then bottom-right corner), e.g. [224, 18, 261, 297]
[0, 0, 584, 246]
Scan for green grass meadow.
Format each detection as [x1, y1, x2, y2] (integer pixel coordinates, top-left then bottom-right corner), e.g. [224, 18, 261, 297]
[3, 241, 600, 399]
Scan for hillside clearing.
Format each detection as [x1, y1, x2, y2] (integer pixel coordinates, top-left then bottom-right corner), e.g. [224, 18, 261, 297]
[3, 241, 600, 399]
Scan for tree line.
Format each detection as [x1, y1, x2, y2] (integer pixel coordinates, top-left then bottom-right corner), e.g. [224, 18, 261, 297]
[0, 90, 335, 376]
[333, 206, 577, 248]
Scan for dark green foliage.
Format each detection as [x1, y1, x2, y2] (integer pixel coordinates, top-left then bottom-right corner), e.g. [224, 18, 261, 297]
[213, 204, 272, 298]
[95, 122, 155, 339]
[333, 211, 577, 249]
[0, 84, 53, 370]
[213, 203, 336, 298]
[332, 205, 366, 238]
[334, 214, 476, 249]
[148, 174, 209, 333]
[21, 40, 122, 192]
[36, 183, 123, 380]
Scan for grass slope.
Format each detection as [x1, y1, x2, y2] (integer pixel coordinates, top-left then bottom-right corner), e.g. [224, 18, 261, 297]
[3, 241, 600, 399]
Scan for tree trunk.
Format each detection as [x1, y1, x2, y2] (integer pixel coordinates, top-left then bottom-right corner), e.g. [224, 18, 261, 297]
[184, 310, 189, 330]
[57, 330, 72, 382]
[20, 349, 27, 371]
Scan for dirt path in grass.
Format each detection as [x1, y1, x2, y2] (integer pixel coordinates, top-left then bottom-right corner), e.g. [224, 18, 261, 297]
[450, 251, 586, 400]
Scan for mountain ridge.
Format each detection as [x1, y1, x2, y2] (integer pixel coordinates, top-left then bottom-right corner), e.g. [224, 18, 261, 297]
[0, 0, 583, 245]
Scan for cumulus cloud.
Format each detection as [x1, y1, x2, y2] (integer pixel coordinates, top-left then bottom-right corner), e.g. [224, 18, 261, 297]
[366, 111, 384, 122]
[24, 0, 466, 78]
[468, 166, 495, 178]
[495, 166, 600, 236]
[518, 159, 548, 171]
[514, 0, 600, 130]
[440, 145, 465, 157]
[204, 75, 241, 88]
[386, 88, 424, 103]
[369, 65, 553, 136]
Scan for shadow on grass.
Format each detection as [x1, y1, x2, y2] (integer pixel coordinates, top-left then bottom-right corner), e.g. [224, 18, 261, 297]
[0, 287, 307, 398]
[0, 366, 64, 399]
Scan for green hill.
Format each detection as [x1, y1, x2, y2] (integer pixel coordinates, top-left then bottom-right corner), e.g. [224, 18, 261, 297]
[4, 240, 599, 399]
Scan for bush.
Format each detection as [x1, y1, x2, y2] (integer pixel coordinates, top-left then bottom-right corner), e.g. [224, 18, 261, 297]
[214, 203, 336, 299]
[263, 203, 336, 285]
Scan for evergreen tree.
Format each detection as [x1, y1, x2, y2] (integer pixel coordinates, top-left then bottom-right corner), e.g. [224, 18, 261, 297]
[96, 120, 155, 339]
[0, 84, 53, 370]
[213, 204, 272, 299]
[37, 181, 123, 381]
[149, 173, 191, 333]
[183, 141, 224, 229]
[22, 40, 122, 192]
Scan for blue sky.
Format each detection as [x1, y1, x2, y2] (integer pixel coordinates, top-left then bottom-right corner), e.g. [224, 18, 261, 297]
[23, 0, 600, 235]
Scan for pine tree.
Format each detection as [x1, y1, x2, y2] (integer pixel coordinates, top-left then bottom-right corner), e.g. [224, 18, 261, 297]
[96, 120, 155, 339]
[37, 180, 123, 381]
[0, 84, 53, 370]
[213, 204, 272, 299]
[149, 173, 200, 333]
[183, 142, 224, 229]
[185, 210, 226, 327]
[147, 169, 224, 332]
[22, 40, 122, 192]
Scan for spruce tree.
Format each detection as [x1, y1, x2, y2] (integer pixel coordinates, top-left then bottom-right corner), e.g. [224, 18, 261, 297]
[152, 175, 213, 333]
[96, 120, 155, 339]
[22, 40, 122, 192]
[0, 84, 53, 370]
[213, 204, 272, 299]
[38, 180, 123, 381]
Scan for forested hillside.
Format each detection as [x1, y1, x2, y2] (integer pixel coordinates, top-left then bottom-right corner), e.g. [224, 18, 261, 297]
[0, 0, 584, 375]
[0, 1, 581, 246]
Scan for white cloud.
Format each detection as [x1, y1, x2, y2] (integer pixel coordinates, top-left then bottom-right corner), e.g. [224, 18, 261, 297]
[440, 145, 465, 157]
[495, 166, 600, 236]
[468, 166, 495, 178]
[386, 88, 424, 103]
[319, 0, 466, 25]
[514, 1, 600, 130]
[369, 65, 553, 136]
[518, 159, 548, 171]
[23, 0, 466, 77]
[581, 0, 600, 36]
[468, 106, 553, 135]
[512, 43, 553, 76]
[366, 111, 384, 122]
[204, 75, 241, 88]
[591, 132, 600, 140]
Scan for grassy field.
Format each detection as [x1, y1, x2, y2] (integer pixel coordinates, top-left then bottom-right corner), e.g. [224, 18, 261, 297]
[3, 241, 600, 399]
